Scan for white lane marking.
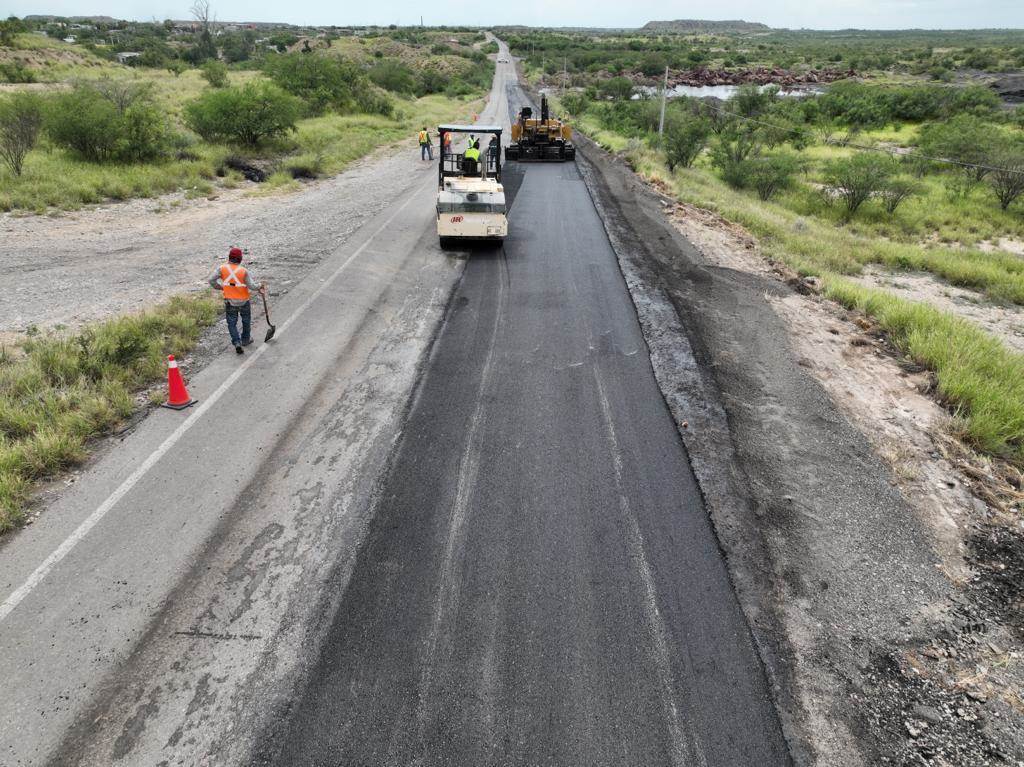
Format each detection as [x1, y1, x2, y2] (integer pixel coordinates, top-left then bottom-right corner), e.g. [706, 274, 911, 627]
[592, 368, 708, 767]
[0, 175, 435, 624]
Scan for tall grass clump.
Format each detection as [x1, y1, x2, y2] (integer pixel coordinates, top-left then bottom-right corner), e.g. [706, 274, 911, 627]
[0, 295, 219, 533]
[825, 279, 1024, 462]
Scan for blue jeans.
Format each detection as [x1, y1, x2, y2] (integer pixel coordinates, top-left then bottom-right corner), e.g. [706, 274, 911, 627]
[225, 301, 251, 346]
[421, 143, 433, 160]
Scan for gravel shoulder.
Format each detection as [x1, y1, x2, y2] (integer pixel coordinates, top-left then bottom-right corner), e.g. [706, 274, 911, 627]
[575, 132, 1024, 764]
[0, 137, 437, 335]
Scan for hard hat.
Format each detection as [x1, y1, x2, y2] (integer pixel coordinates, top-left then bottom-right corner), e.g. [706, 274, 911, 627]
[228, 247, 243, 262]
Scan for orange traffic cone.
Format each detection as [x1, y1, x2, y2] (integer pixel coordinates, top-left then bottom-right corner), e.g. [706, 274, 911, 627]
[162, 355, 196, 410]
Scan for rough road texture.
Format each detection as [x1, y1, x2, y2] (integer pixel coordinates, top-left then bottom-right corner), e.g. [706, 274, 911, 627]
[0, 140, 441, 334]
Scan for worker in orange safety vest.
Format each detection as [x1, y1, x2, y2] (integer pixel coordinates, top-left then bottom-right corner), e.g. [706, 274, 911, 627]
[208, 247, 266, 354]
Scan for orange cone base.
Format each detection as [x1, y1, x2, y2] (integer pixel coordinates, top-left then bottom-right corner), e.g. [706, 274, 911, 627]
[161, 398, 197, 411]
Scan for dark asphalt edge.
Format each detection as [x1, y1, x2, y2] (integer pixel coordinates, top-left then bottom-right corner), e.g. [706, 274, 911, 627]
[568, 132, 809, 764]
[507, 75, 804, 759]
[246, 248, 470, 767]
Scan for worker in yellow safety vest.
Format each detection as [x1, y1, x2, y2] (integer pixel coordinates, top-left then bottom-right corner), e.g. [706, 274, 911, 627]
[418, 127, 433, 161]
[208, 247, 266, 355]
[463, 141, 481, 175]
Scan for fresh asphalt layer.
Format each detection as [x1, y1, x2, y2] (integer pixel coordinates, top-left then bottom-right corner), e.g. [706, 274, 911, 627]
[263, 136, 789, 765]
[0, 42, 790, 766]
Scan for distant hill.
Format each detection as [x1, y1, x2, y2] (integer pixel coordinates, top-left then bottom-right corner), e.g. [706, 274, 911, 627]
[642, 19, 771, 33]
[24, 15, 120, 23]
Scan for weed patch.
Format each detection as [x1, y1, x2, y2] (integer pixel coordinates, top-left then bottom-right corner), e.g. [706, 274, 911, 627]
[0, 295, 218, 533]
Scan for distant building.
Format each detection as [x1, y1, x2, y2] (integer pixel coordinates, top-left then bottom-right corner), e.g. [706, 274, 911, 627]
[116, 52, 141, 64]
[63, 35, 76, 44]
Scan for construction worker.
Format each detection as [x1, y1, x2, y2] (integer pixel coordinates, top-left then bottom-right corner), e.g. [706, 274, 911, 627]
[209, 247, 266, 355]
[463, 140, 481, 174]
[442, 130, 452, 155]
[418, 127, 433, 161]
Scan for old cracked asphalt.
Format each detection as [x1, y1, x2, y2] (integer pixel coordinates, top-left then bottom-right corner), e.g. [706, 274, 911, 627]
[0, 40, 790, 766]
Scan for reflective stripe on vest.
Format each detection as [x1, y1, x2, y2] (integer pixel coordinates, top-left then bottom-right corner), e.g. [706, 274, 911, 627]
[464, 147, 480, 161]
[418, 130, 428, 144]
[220, 263, 250, 301]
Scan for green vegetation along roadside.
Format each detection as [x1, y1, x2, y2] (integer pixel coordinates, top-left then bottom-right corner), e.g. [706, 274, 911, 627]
[501, 26, 1024, 83]
[542, 73, 1024, 464]
[0, 295, 219, 534]
[0, 26, 492, 212]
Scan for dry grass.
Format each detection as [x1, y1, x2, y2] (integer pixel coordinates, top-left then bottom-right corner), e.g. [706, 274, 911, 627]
[0, 295, 219, 533]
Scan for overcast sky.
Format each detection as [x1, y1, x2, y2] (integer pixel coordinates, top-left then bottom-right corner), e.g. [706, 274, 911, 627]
[10, 0, 1024, 29]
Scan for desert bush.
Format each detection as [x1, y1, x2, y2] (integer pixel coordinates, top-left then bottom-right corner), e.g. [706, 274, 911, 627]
[746, 152, 801, 200]
[0, 61, 36, 84]
[264, 52, 365, 115]
[710, 125, 762, 188]
[918, 114, 1003, 181]
[987, 149, 1024, 210]
[185, 82, 301, 146]
[663, 115, 710, 170]
[879, 176, 920, 214]
[369, 60, 417, 95]
[46, 83, 170, 162]
[0, 92, 43, 176]
[598, 76, 634, 101]
[561, 91, 591, 116]
[824, 153, 895, 214]
[0, 16, 25, 47]
[200, 59, 229, 88]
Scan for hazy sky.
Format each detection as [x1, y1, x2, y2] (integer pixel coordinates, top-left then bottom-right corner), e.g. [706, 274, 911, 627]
[9, 0, 1024, 29]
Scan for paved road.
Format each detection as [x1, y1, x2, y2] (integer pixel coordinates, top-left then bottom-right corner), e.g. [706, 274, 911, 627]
[0, 42, 789, 766]
[263, 87, 790, 766]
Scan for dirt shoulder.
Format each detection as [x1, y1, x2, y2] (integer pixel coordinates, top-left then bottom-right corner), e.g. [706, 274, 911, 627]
[575, 132, 1024, 764]
[0, 138, 436, 337]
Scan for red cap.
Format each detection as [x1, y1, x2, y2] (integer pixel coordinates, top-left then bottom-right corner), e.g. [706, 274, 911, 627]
[228, 247, 243, 262]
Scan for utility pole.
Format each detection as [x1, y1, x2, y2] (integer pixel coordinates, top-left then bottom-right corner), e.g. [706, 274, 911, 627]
[562, 56, 567, 94]
[658, 65, 669, 142]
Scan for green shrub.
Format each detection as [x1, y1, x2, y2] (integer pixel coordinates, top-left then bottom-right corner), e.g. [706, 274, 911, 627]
[918, 114, 1004, 181]
[264, 52, 367, 115]
[746, 152, 801, 201]
[710, 126, 762, 188]
[0, 61, 36, 84]
[0, 92, 43, 176]
[200, 59, 229, 88]
[0, 16, 26, 47]
[987, 149, 1024, 210]
[46, 83, 170, 163]
[823, 153, 896, 214]
[598, 76, 634, 101]
[369, 60, 417, 95]
[561, 91, 591, 116]
[185, 81, 301, 146]
[663, 115, 710, 170]
[879, 176, 920, 214]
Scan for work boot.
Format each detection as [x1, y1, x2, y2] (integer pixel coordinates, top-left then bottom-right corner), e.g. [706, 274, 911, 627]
[241, 338, 253, 346]
[235, 345, 243, 355]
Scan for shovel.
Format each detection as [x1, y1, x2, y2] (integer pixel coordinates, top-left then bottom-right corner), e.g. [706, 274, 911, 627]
[260, 290, 276, 342]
